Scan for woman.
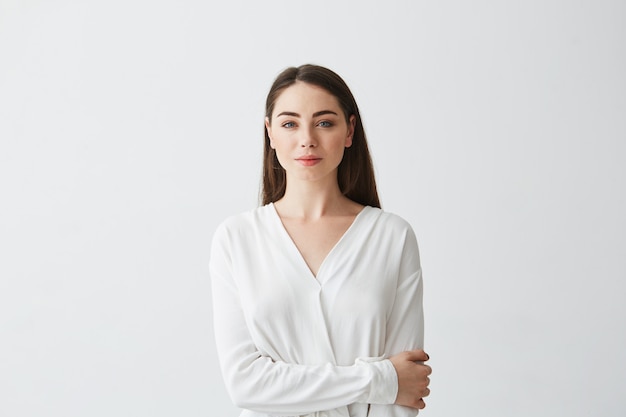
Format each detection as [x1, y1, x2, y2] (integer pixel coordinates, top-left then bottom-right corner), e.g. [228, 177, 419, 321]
[210, 64, 431, 417]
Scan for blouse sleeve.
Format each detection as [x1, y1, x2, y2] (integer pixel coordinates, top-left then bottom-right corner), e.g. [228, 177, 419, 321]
[209, 222, 399, 416]
[385, 225, 424, 354]
[369, 224, 425, 417]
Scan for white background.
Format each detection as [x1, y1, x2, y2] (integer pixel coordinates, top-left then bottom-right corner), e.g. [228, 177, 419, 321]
[1, 0, 624, 416]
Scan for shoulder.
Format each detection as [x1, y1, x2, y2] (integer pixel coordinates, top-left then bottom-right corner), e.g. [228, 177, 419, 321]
[373, 209, 421, 265]
[212, 204, 275, 241]
[367, 207, 415, 235]
[365, 207, 420, 254]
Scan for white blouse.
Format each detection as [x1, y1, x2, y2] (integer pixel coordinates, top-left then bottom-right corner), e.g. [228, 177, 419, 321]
[210, 203, 424, 417]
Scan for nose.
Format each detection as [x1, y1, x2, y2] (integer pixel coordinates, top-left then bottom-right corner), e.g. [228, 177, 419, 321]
[300, 126, 317, 148]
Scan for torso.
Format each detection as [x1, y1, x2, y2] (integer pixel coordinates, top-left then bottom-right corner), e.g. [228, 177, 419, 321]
[211, 203, 423, 416]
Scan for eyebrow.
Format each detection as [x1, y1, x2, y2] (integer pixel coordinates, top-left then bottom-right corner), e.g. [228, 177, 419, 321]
[275, 110, 339, 118]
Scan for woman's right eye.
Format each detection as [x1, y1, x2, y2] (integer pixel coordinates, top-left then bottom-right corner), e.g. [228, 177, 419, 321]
[282, 121, 296, 128]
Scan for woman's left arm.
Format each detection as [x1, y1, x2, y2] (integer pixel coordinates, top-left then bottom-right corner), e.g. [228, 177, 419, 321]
[385, 225, 424, 354]
[370, 225, 430, 415]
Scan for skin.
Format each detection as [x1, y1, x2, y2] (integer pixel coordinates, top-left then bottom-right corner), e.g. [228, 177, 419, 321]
[265, 81, 431, 409]
[390, 349, 432, 409]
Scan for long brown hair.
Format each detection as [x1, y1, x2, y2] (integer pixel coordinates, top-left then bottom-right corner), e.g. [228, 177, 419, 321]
[261, 64, 380, 208]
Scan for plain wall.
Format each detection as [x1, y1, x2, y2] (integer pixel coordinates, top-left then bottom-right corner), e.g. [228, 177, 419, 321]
[1, 0, 624, 416]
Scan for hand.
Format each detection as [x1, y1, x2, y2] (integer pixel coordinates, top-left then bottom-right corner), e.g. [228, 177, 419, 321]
[389, 349, 431, 409]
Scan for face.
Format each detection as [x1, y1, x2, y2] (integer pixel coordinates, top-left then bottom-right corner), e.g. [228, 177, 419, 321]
[265, 81, 355, 184]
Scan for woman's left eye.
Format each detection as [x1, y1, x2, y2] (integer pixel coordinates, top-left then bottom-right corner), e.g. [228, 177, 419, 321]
[318, 121, 332, 127]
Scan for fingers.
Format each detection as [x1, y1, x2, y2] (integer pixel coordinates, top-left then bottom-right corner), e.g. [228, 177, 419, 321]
[412, 360, 431, 408]
[416, 380, 430, 398]
[390, 349, 432, 409]
[417, 398, 426, 409]
[414, 388, 431, 409]
[402, 349, 430, 362]
[407, 397, 427, 410]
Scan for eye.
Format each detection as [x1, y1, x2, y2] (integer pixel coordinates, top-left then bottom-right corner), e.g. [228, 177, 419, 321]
[317, 120, 333, 127]
[281, 121, 296, 128]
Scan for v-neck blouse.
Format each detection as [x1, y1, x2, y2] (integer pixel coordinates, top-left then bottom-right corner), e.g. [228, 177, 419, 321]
[210, 204, 424, 417]
[268, 202, 371, 282]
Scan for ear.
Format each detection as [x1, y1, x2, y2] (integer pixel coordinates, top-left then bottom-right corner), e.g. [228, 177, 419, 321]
[345, 115, 356, 148]
[265, 117, 275, 149]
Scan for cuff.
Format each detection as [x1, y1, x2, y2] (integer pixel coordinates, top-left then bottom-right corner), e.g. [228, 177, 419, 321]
[356, 357, 398, 404]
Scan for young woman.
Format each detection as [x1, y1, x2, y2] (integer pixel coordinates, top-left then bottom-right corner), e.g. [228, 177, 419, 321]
[210, 64, 431, 417]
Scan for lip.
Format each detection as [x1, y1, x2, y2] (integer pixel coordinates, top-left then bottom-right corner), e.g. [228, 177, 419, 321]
[295, 155, 322, 166]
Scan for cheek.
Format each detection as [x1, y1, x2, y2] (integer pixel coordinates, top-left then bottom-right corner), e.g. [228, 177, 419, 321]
[274, 152, 287, 168]
[333, 142, 348, 160]
[271, 141, 290, 168]
[271, 137, 287, 154]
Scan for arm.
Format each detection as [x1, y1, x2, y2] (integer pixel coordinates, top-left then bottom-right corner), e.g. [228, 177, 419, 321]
[371, 225, 431, 414]
[209, 223, 398, 415]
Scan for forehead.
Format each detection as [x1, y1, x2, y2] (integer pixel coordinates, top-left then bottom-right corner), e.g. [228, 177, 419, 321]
[272, 81, 342, 116]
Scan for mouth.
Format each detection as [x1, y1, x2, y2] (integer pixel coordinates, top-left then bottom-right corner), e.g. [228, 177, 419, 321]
[295, 156, 322, 166]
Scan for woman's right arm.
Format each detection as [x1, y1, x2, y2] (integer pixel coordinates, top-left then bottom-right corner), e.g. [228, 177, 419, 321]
[210, 224, 398, 415]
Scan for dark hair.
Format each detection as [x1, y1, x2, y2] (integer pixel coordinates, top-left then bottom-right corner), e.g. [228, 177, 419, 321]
[261, 64, 380, 208]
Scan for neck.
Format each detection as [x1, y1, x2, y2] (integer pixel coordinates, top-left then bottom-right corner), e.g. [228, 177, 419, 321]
[276, 175, 348, 220]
